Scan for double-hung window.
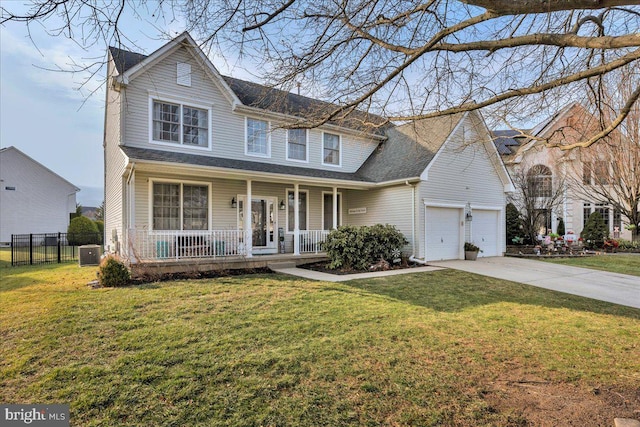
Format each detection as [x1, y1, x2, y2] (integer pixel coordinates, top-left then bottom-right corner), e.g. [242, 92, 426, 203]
[323, 193, 342, 230]
[152, 182, 209, 230]
[286, 190, 308, 232]
[152, 100, 209, 148]
[287, 128, 308, 161]
[246, 118, 270, 156]
[323, 132, 341, 166]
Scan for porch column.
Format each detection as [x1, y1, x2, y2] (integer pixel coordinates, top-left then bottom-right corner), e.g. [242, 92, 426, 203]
[332, 186, 338, 230]
[245, 179, 253, 258]
[293, 183, 300, 255]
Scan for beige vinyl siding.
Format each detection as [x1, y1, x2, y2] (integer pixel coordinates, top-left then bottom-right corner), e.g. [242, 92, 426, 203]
[417, 113, 507, 258]
[121, 46, 379, 172]
[130, 173, 348, 253]
[345, 185, 415, 253]
[104, 58, 127, 252]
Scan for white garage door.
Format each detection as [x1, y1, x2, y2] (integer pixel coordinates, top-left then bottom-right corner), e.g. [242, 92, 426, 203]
[472, 210, 499, 257]
[426, 207, 462, 261]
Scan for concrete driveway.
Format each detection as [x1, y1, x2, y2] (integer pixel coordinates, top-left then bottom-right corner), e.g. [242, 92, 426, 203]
[429, 256, 640, 309]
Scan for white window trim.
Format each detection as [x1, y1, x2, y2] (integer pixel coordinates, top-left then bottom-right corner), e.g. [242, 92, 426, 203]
[148, 95, 212, 150]
[321, 191, 343, 229]
[285, 188, 309, 234]
[148, 178, 212, 231]
[245, 117, 271, 158]
[321, 131, 342, 167]
[286, 128, 309, 163]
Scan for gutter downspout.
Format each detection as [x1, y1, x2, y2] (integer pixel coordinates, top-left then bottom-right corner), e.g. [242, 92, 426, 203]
[124, 162, 135, 258]
[406, 180, 428, 265]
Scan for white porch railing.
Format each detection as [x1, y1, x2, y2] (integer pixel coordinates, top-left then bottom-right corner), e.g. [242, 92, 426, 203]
[127, 229, 246, 261]
[126, 228, 330, 261]
[299, 230, 330, 254]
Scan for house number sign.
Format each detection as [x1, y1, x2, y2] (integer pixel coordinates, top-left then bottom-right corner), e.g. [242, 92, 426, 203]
[348, 207, 367, 214]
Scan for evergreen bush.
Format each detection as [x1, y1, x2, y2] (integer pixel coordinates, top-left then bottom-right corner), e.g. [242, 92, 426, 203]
[67, 216, 100, 246]
[557, 218, 565, 236]
[505, 203, 522, 244]
[98, 256, 131, 287]
[323, 224, 408, 271]
[581, 212, 609, 249]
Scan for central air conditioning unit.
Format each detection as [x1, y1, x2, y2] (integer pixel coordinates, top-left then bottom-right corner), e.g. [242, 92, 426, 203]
[79, 245, 102, 266]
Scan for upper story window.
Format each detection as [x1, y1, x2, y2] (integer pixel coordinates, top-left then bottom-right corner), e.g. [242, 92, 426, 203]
[323, 132, 341, 166]
[527, 164, 552, 198]
[246, 118, 270, 157]
[287, 129, 308, 162]
[151, 99, 210, 148]
[583, 160, 611, 185]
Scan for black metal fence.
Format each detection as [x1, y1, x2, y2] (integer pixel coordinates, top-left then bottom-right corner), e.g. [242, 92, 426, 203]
[11, 233, 103, 266]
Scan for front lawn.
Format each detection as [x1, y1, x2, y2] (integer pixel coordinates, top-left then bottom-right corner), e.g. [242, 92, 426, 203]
[1, 250, 639, 426]
[538, 253, 640, 276]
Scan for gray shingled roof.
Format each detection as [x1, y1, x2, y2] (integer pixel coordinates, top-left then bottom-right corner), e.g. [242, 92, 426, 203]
[109, 46, 147, 75]
[356, 114, 466, 182]
[121, 146, 373, 183]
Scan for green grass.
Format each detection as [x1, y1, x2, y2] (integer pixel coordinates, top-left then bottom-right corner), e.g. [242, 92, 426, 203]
[537, 253, 640, 276]
[1, 249, 639, 426]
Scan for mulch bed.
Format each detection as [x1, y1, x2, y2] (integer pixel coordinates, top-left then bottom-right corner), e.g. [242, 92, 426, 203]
[299, 261, 422, 275]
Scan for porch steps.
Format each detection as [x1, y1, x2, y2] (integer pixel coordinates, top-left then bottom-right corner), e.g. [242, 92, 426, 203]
[267, 261, 297, 270]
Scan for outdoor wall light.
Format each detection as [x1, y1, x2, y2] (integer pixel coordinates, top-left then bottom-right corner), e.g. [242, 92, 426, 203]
[231, 197, 237, 208]
[279, 200, 286, 210]
[466, 212, 473, 221]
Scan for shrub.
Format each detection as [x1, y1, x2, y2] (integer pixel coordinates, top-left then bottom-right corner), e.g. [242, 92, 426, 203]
[557, 218, 565, 236]
[323, 224, 408, 271]
[98, 256, 131, 287]
[505, 203, 521, 244]
[67, 216, 100, 246]
[617, 239, 640, 251]
[94, 220, 104, 237]
[464, 242, 480, 252]
[581, 212, 609, 249]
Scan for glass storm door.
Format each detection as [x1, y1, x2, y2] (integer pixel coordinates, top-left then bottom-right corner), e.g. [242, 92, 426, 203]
[238, 196, 277, 252]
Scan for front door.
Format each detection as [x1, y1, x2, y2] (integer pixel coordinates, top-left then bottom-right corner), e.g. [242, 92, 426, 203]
[238, 196, 277, 254]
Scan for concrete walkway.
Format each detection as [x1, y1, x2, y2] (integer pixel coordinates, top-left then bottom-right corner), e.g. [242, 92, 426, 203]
[270, 265, 445, 282]
[429, 256, 640, 309]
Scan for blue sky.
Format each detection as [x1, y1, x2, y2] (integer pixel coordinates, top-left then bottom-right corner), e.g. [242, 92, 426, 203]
[0, 6, 251, 206]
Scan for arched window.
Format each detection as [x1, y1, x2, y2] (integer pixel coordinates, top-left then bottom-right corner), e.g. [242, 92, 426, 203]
[527, 165, 552, 198]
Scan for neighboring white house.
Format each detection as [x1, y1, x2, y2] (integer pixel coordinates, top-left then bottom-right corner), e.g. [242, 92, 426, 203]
[495, 103, 636, 241]
[0, 146, 79, 245]
[104, 32, 513, 269]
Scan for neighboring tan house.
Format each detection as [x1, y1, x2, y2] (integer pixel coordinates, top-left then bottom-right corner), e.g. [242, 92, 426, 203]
[0, 146, 79, 245]
[104, 32, 513, 270]
[496, 103, 635, 241]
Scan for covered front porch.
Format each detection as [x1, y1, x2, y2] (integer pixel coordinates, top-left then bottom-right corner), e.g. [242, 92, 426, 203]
[119, 159, 378, 266]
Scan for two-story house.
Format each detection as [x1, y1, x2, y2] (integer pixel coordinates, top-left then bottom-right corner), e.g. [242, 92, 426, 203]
[496, 103, 636, 241]
[104, 32, 513, 273]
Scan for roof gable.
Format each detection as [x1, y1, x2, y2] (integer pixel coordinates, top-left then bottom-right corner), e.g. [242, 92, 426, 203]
[356, 113, 465, 182]
[0, 146, 79, 191]
[109, 32, 387, 135]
